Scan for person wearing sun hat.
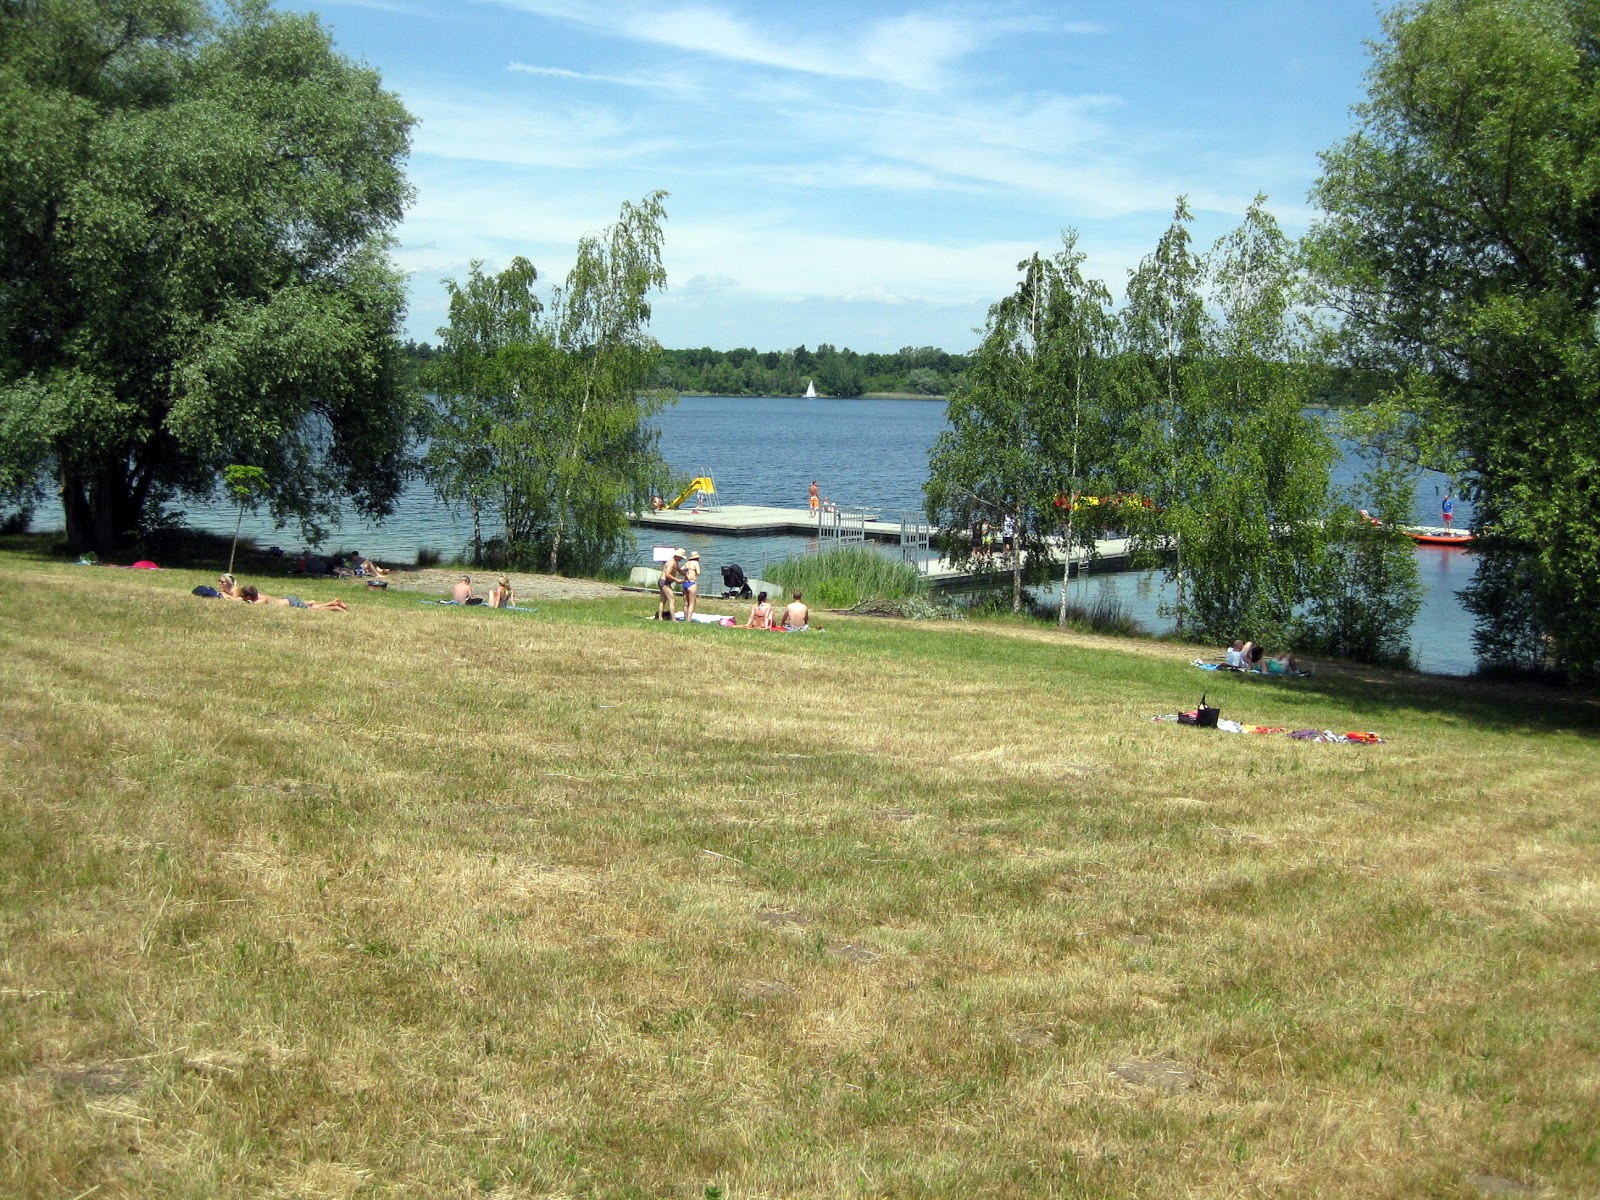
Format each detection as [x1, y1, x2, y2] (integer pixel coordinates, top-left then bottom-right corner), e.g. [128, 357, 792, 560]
[682, 550, 702, 621]
[657, 548, 686, 620]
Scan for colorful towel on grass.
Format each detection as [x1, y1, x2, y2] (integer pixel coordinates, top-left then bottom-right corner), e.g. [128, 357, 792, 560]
[422, 600, 536, 612]
[1151, 715, 1381, 743]
[1191, 659, 1311, 677]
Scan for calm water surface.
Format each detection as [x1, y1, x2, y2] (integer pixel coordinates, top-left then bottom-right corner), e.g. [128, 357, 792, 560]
[177, 393, 1480, 674]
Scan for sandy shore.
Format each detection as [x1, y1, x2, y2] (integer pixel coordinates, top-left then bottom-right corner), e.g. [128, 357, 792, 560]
[374, 565, 623, 602]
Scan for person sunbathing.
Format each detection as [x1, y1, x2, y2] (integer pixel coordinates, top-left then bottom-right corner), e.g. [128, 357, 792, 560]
[488, 575, 515, 609]
[1248, 645, 1301, 675]
[235, 584, 348, 611]
[744, 591, 774, 629]
[780, 591, 810, 630]
[452, 575, 482, 604]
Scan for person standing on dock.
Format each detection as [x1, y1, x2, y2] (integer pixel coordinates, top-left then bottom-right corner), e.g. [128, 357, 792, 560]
[1441, 492, 1454, 529]
[809, 480, 819, 515]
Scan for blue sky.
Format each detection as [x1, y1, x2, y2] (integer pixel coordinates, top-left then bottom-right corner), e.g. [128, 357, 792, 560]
[284, 0, 1386, 354]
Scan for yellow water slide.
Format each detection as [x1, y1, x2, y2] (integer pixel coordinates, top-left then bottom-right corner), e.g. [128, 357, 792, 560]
[663, 477, 715, 510]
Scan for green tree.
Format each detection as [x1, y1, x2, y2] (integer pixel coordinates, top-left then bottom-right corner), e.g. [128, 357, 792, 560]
[1119, 198, 1335, 646]
[1032, 233, 1117, 627]
[221, 464, 268, 575]
[926, 250, 1099, 612]
[424, 257, 542, 566]
[1309, 0, 1600, 675]
[0, 0, 418, 553]
[1296, 430, 1423, 666]
[1117, 199, 1212, 633]
[542, 191, 672, 574]
[425, 195, 673, 577]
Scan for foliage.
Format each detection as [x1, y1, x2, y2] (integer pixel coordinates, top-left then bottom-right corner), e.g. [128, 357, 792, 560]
[1035, 233, 1118, 625]
[768, 546, 926, 609]
[646, 344, 972, 397]
[0, 0, 419, 554]
[926, 243, 1118, 614]
[1295, 407, 1424, 665]
[222, 464, 268, 575]
[424, 195, 673, 577]
[1118, 198, 1335, 645]
[1308, 0, 1600, 676]
[1115, 198, 1214, 630]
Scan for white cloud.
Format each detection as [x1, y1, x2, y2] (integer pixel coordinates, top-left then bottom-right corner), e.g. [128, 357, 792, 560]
[506, 62, 709, 96]
[478, 0, 1076, 90]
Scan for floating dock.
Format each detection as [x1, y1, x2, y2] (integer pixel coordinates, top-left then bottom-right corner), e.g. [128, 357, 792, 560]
[630, 504, 1135, 590]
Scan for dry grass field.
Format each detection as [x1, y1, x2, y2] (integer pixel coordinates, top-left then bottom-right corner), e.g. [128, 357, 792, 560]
[1, 544, 1596, 1198]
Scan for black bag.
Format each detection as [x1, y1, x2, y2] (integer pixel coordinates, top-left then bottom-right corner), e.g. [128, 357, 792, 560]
[1177, 692, 1220, 727]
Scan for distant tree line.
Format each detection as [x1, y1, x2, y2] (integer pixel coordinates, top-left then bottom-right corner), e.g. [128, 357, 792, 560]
[405, 342, 971, 398]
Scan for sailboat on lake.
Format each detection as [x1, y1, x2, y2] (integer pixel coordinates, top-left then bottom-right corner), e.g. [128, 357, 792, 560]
[803, 379, 817, 399]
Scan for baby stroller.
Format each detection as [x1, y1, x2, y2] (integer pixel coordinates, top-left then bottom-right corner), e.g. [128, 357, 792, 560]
[720, 563, 754, 599]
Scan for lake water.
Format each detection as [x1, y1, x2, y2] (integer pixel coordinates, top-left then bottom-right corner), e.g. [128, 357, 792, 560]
[178, 393, 1479, 674]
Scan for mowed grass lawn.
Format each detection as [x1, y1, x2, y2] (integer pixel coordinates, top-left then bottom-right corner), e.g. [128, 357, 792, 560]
[1, 547, 1597, 1199]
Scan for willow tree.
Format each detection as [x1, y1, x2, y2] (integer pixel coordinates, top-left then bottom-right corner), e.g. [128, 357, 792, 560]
[0, 0, 417, 552]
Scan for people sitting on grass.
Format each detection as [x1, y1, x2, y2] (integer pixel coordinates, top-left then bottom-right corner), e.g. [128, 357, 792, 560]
[745, 591, 774, 629]
[780, 591, 809, 631]
[452, 575, 484, 605]
[488, 575, 515, 609]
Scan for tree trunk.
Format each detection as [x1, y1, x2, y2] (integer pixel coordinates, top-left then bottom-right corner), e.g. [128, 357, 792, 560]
[548, 366, 596, 575]
[1058, 500, 1077, 626]
[1011, 508, 1023, 613]
[61, 460, 141, 555]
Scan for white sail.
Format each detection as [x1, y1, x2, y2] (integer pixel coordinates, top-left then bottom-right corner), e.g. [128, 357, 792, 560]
[804, 380, 817, 398]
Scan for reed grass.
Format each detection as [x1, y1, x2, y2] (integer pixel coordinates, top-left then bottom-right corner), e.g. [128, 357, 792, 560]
[770, 546, 926, 608]
[1, 546, 1597, 1198]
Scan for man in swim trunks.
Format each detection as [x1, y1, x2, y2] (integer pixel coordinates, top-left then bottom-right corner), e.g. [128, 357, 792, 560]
[780, 591, 809, 631]
[658, 549, 685, 620]
[233, 584, 348, 610]
[809, 480, 819, 514]
[682, 551, 702, 620]
[452, 575, 475, 604]
[1442, 492, 1453, 528]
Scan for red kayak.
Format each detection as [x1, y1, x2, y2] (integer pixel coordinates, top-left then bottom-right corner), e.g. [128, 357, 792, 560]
[1404, 528, 1474, 546]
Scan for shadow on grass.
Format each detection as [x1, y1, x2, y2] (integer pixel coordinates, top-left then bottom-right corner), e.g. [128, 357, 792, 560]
[1188, 656, 1600, 739]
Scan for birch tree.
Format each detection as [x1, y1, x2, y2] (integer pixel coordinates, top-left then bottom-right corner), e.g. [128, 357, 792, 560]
[424, 195, 672, 576]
